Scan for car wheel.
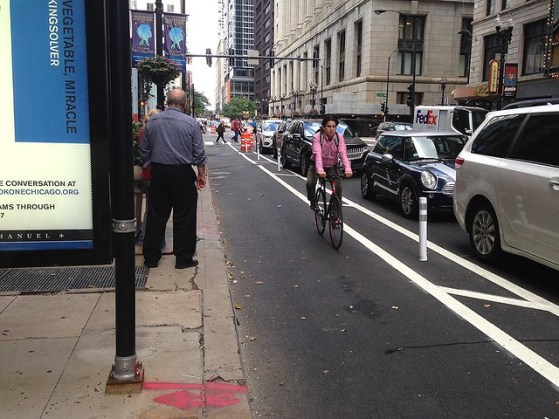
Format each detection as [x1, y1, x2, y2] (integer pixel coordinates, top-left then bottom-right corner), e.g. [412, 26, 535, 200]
[360, 172, 375, 199]
[399, 184, 418, 219]
[468, 202, 502, 263]
[299, 152, 310, 176]
[281, 147, 292, 169]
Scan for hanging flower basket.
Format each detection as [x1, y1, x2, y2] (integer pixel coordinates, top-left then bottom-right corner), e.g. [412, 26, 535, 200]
[138, 56, 181, 88]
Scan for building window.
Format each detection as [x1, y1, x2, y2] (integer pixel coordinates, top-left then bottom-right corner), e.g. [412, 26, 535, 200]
[325, 39, 332, 85]
[313, 46, 320, 84]
[166, 4, 174, 12]
[487, 0, 496, 15]
[459, 19, 473, 78]
[501, 0, 512, 10]
[146, 2, 154, 11]
[396, 15, 424, 76]
[338, 30, 346, 82]
[355, 21, 362, 77]
[482, 33, 500, 81]
[523, 20, 546, 75]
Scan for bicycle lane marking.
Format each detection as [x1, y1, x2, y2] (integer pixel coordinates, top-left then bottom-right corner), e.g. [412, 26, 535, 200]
[242, 161, 559, 388]
[242, 149, 559, 316]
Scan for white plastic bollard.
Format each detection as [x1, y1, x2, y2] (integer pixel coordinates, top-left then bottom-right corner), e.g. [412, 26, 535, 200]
[419, 197, 427, 261]
[277, 147, 281, 172]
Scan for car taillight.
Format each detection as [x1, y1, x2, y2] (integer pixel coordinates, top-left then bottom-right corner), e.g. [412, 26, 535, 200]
[455, 156, 465, 169]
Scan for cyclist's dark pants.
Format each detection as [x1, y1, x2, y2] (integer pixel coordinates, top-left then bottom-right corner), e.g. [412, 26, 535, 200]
[307, 164, 343, 203]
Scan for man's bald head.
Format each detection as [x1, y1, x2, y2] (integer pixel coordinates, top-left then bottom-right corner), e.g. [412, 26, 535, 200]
[166, 89, 187, 109]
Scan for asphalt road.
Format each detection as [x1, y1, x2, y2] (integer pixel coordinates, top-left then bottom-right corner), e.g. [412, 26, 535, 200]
[205, 134, 559, 418]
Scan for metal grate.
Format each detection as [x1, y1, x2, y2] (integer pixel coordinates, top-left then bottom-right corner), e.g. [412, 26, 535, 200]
[0, 266, 148, 293]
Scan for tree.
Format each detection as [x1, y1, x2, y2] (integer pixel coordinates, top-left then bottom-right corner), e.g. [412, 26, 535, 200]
[192, 90, 210, 116]
[221, 96, 258, 119]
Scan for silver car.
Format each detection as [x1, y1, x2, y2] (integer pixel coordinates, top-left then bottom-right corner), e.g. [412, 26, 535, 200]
[453, 104, 559, 271]
[256, 119, 282, 154]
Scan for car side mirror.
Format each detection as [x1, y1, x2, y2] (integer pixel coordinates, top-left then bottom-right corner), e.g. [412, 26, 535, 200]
[381, 153, 394, 165]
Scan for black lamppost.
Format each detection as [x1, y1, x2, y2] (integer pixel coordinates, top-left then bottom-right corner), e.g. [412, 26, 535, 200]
[495, 14, 514, 110]
[292, 90, 300, 115]
[385, 49, 398, 121]
[155, 0, 164, 109]
[375, 7, 418, 117]
[440, 77, 447, 105]
[309, 82, 317, 109]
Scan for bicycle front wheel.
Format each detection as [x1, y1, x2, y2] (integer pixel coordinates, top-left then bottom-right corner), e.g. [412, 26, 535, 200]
[328, 195, 343, 250]
[314, 187, 326, 235]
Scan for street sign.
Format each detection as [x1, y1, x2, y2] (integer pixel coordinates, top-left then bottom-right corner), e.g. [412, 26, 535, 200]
[247, 49, 259, 66]
[376, 92, 386, 98]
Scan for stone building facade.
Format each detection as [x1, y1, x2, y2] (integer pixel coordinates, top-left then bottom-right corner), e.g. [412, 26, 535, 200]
[270, 0, 474, 120]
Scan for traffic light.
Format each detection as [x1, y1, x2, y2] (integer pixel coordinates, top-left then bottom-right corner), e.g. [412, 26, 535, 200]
[269, 49, 274, 68]
[381, 102, 385, 113]
[406, 84, 414, 107]
[385, 105, 389, 116]
[228, 48, 235, 66]
[205, 48, 212, 67]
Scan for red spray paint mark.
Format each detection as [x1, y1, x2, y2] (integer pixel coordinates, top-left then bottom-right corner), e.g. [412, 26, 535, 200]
[143, 381, 248, 411]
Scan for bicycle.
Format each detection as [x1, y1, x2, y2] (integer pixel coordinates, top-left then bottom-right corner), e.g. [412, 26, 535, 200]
[314, 172, 344, 250]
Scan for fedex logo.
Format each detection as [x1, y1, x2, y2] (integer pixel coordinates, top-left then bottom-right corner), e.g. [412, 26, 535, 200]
[415, 110, 438, 126]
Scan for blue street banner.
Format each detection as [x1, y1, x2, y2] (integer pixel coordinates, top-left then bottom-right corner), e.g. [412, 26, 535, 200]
[0, 0, 94, 251]
[164, 13, 186, 73]
[131, 9, 155, 67]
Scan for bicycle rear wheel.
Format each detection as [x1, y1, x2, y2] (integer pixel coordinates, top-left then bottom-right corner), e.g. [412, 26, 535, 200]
[314, 187, 326, 235]
[328, 195, 343, 250]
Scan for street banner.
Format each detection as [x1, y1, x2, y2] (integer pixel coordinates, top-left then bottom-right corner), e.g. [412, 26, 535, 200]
[131, 10, 155, 67]
[0, 0, 94, 251]
[164, 13, 187, 73]
[503, 63, 518, 98]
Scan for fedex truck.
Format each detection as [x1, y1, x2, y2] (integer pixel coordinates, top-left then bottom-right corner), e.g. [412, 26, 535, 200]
[413, 106, 488, 136]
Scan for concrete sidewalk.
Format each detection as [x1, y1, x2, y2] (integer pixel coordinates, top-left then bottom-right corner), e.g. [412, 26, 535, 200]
[0, 184, 250, 418]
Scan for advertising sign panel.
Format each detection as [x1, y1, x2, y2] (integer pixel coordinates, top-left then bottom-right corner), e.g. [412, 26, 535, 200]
[503, 63, 518, 98]
[0, 0, 111, 267]
[164, 13, 187, 73]
[488, 59, 499, 94]
[131, 10, 155, 67]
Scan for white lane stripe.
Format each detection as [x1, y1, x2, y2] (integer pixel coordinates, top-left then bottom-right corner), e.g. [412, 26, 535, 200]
[438, 287, 552, 311]
[251, 162, 559, 388]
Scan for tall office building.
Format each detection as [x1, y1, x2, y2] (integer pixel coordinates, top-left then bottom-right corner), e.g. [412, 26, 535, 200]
[218, 0, 255, 109]
[253, 0, 274, 116]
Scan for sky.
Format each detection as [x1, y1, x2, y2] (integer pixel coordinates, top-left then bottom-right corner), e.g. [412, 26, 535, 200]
[185, 0, 219, 109]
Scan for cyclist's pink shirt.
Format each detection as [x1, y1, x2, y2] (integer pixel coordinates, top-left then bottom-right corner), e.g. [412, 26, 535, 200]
[311, 131, 352, 174]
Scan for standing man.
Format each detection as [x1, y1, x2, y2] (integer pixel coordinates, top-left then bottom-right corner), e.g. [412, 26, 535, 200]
[140, 89, 207, 269]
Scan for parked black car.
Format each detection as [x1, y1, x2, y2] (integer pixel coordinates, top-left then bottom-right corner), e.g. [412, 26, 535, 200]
[281, 119, 368, 175]
[360, 130, 467, 218]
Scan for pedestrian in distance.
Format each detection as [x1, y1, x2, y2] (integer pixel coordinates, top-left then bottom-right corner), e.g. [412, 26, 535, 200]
[231, 118, 239, 142]
[307, 115, 353, 211]
[140, 88, 208, 269]
[215, 121, 226, 144]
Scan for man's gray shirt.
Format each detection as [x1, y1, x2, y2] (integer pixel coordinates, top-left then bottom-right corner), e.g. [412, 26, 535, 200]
[140, 108, 207, 167]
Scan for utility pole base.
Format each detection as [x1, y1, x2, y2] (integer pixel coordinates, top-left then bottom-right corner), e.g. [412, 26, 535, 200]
[105, 362, 144, 394]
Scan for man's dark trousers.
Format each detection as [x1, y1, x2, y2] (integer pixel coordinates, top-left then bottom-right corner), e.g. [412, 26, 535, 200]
[143, 163, 198, 265]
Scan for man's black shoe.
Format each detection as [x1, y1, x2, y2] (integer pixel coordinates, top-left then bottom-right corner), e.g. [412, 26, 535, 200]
[144, 261, 158, 268]
[175, 259, 199, 269]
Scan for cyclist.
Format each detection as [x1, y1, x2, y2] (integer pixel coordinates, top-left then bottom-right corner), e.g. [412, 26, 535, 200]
[307, 115, 353, 211]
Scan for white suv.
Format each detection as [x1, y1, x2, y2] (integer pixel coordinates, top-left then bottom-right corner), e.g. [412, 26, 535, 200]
[453, 104, 559, 271]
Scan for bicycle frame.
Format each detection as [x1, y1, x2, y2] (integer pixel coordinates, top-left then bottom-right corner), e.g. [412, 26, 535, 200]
[314, 173, 344, 250]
